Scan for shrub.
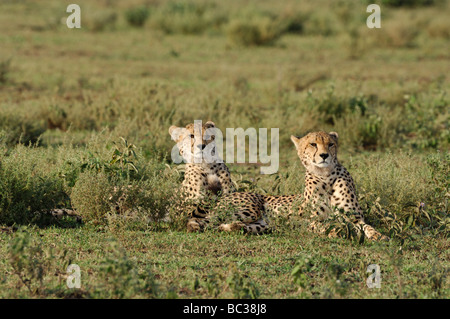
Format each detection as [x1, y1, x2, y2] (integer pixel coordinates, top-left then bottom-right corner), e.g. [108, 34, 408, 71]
[70, 137, 179, 225]
[0, 145, 69, 225]
[280, 11, 307, 34]
[426, 16, 450, 39]
[7, 228, 54, 296]
[307, 86, 369, 125]
[424, 152, 450, 237]
[0, 58, 11, 85]
[353, 153, 431, 213]
[226, 16, 284, 47]
[302, 10, 340, 36]
[0, 111, 46, 147]
[125, 6, 150, 27]
[70, 170, 112, 224]
[85, 10, 118, 32]
[399, 93, 449, 150]
[370, 20, 420, 48]
[348, 152, 450, 236]
[150, 1, 227, 34]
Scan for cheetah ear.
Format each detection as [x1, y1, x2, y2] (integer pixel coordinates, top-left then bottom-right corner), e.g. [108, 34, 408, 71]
[169, 125, 180, 141]
[329, 132, 339, 140]
[205, 121, 215, 128]
[204, 121, 216, 140]
[290, 135, 301, 149]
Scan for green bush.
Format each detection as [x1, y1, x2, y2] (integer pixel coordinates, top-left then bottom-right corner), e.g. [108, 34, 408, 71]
[302, 10, 340, 36]
[0, 58, 11, 85]
[85, 10, 118, 32]
[307, 86, 369, 125]
[426, 16, 450, 39]
[226, 16, 284, 47]
[349, 151, 450, 237]
[371, 20, 420, 48]
[0, 145, 68, 225]
[0, 111, 46, 147]
[399, 94, 449, 150]
[70, 137, 180, 225]
[280, 11, 307, 34]
[125, 6, 150, 27]
[424, 152, 450, 237]
[70, 170, 112, 224]
[150, 1, 227, 34]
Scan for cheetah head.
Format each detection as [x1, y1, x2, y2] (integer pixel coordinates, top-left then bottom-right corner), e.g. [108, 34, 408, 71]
[291, 131, 339, 175]
[169, 120, 218, 163]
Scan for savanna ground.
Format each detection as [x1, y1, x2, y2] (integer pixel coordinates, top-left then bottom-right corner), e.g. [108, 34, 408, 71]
[0, 0, 448, 299]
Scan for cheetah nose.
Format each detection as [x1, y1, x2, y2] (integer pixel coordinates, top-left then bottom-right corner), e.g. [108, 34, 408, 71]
[319, 153, 329, 160]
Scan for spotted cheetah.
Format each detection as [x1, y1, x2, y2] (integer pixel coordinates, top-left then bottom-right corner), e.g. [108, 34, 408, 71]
[289, 131, 388, 241]
[169, 121, 235, 197]
[228, 130, 388, 240]
[220, 131, 388, 241]
[169, 121, 276, 234]
[169, 121, 237, 229]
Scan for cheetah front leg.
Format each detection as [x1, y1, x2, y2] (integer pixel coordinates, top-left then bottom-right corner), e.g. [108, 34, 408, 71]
[300, 184, 334, 235]
[216, 165, 236, 195]
[329, 177, 389, 242]
[176, 197, 211, 233]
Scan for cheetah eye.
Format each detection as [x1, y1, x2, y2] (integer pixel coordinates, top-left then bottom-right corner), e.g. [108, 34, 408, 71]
[328, 143, 334, 147]
[310, 143, 317, 147]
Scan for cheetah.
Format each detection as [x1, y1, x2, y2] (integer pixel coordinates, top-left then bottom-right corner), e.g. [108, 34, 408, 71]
[289, 131, 388, 241]
[169, 120, 235, 199]
[226, 130, 388, 240]
[169, 121, 274, 234]
[169, 121, 237, 228]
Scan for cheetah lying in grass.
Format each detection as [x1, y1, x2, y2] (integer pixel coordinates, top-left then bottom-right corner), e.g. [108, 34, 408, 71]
[290, 131, 388, 241]
[215, 130, 388, 240]
[169, 121, 273, 234]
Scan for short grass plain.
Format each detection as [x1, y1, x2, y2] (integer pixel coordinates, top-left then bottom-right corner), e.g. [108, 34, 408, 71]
[0, 0, 448, 299]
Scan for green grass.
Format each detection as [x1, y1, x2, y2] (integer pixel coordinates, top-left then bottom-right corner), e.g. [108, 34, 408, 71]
[0, 0, 448, 298]
[1, 224, 448, 298]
